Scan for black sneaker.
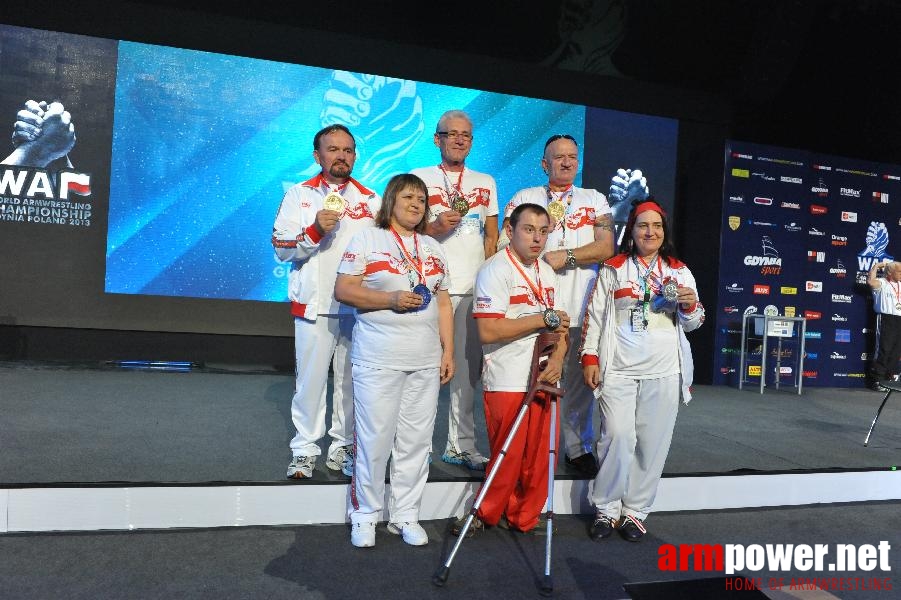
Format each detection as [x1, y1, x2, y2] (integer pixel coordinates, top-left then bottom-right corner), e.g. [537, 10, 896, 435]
[871, 381, 889, 392]
[589, 513, 617, 541]
[565, 453, 599, 477]
[618, 515, 646, 542]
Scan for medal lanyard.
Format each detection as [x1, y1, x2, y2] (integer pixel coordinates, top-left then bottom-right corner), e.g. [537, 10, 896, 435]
[891, 281, 901, 309]
[545, 184, 573, 240]
[390, 227, 426, 288]
[320, 175, 350, 195]
[633, 254, 660, 325]
[439, 164, 465, 201]
[505, 247, 552, 310]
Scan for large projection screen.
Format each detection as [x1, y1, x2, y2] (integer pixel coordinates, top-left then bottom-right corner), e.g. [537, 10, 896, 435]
[0, 24, 678, 335]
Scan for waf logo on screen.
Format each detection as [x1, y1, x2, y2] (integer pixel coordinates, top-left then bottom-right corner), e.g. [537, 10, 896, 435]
[657, 541, 892, 593]
[0, 167, 91, 199]
[744, 236, 781, 275]
[857, 222, 894, 271]
[0, 167, 92, 226]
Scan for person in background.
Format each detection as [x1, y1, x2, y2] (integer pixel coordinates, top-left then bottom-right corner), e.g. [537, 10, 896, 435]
[867, 260, 901, 391]
[335, 173, 454, 548]
[411, 109, 499, 471]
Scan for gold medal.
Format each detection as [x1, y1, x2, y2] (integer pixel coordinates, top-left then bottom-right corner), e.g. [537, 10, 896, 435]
[451, 195, 469, 216]
[547, 200, 565, 222]
[323, 192, 345, 214]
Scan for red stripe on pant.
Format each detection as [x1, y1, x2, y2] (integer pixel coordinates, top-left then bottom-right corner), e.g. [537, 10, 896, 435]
[476, 390, 559, 532]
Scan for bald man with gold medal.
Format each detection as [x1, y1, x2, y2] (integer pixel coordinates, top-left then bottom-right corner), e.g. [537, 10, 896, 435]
[501, 133, 616, 478]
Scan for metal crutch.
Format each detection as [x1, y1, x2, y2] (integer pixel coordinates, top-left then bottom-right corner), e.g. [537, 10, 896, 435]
[538, 380, 560, 597]
[432, 332, 565, 589]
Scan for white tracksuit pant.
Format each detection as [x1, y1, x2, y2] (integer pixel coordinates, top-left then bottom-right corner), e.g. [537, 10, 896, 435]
[349, 364, 439, 524]
[561, 326, 598, 458]
[444, 294, 483, 455]
[290, 315, 354, 458]
[590, 373, 680, 521]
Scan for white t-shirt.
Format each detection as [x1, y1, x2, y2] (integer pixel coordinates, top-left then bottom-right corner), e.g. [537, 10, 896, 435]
[873, 280, 901, 316]
[505, 185, 612, 322]
[338, 227, 449, 371]
[473, 248, 560, 392]
[410, 165, 498, 295]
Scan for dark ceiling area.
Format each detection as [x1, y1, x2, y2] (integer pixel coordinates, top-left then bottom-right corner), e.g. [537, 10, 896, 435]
[4, 0, 901, 164]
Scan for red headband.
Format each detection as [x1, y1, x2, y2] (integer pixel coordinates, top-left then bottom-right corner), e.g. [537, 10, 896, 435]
[634, 201, 666, 218]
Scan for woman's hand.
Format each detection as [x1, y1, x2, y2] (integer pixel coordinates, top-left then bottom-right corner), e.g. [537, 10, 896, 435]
[583, 364, 601, 389]
[391, 290, 424, 312]
[440, 350, 455, 385]
[676, 285, 697, 310]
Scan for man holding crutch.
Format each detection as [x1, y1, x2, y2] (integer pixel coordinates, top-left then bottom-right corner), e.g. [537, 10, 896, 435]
[457, 203, 569, 533]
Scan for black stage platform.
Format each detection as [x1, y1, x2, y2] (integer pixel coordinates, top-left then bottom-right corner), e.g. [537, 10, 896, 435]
[2, 360, 899, 485]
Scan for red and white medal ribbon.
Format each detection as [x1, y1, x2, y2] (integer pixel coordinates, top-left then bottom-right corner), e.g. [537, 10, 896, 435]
[390, 227, 426, 288]
[505, 247, 552, 309]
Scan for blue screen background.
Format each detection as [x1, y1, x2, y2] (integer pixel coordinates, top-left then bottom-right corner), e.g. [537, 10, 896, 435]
[105, 41, 673, 302]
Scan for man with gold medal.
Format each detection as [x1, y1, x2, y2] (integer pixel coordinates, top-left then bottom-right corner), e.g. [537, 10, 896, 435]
[411, 110, 499, 471]
[501, 133, 615, 478]
[272, 124, 381, 480]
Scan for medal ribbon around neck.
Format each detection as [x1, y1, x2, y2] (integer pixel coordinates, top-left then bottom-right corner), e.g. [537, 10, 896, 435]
[320, 175, 351, 195]
[545, 184, 574, 240]
[440, 164, 470, 215]
[390, 227, 426, 289]
[438, 164, 465, 200]
[505, 247, 552, 310]
[633, 254, 661, 325]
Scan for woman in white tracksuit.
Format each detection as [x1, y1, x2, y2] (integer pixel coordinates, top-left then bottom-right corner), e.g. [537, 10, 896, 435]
[335, 173, 455, 549]
[580, 198, 704, 542]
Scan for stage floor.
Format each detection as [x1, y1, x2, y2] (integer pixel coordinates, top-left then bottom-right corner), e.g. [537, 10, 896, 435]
[2, 360, 899, 485]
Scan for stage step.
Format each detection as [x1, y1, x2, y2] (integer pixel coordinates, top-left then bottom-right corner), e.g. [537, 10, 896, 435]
[2, 470, 899, 533]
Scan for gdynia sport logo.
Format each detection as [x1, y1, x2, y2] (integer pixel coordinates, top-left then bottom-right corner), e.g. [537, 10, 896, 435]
[658, 541, 892, 592]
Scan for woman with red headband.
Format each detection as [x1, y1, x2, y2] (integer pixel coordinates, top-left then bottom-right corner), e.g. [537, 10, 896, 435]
[579, 198, 705, 542]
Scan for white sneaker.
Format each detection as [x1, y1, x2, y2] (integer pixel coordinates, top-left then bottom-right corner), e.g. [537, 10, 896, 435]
[326, 445, 354, 477]
[286, 455, 315, 479]
[388, 521, 429, 546]
[441, 448, 488, 471]
[350, 522, 375, 548]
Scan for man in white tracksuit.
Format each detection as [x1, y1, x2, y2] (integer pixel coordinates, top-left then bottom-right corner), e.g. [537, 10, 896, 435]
[271, 124, 381, 479]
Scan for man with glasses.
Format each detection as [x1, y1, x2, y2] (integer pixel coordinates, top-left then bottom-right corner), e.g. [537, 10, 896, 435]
[410, 110, 499, 470]
[502, 133, 615, 477]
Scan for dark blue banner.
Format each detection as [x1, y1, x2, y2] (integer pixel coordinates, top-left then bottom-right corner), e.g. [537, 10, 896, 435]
[714, 141, 899, 388]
